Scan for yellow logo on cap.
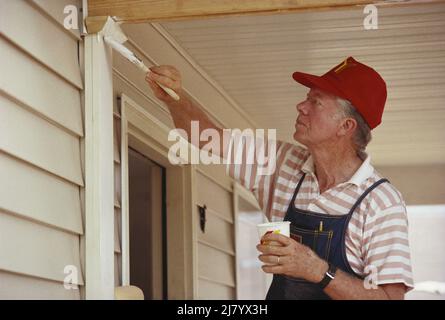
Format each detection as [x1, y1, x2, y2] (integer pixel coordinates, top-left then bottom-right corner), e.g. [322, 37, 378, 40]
[334, 57, 353, 74]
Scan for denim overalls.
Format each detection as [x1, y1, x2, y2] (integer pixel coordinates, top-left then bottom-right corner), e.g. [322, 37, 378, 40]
[266, 173, 389, 300]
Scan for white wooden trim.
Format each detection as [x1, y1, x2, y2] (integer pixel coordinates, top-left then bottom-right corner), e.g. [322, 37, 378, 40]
[120, 97, 130, 286]
[120, 94, 196, 298]
[84, 34, 115, 299]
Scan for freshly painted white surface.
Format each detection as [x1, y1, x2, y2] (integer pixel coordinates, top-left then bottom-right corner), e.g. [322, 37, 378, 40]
[84, 34, 115, 299]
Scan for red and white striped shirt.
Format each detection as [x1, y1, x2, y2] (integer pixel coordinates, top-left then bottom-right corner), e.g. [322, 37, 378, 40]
[227, 136, 414, 289]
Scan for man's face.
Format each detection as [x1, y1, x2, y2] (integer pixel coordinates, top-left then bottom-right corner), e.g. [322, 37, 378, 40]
[293, 88, 343, 147]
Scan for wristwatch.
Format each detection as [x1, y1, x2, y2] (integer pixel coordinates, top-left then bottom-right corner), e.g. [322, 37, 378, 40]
[318, 263, 337, 289]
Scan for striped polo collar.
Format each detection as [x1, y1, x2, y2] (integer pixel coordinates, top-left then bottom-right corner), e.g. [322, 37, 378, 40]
[301, 153, 374, 187]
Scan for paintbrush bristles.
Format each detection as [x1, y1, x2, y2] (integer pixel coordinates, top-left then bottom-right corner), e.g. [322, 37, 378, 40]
[100, 17, 127, 44]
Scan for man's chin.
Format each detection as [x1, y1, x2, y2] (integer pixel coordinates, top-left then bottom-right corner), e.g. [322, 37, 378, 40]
[293, 131, 307, 145]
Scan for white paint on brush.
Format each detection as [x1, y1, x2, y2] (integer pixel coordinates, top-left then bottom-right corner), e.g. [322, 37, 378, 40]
[101, 18, 180, 101]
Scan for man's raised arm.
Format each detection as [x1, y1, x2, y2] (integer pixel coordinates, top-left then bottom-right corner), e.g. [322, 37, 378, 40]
[145, 65, 231, 159]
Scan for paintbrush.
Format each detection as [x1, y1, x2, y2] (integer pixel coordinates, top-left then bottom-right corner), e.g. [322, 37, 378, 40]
[100, 17, 180, 101]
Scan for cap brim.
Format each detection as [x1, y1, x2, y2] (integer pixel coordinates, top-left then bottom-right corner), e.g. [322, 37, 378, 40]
[292, 71, 348, 100]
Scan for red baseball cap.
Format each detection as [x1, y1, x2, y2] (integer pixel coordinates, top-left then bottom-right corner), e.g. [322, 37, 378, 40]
[292, 56, 387, 129]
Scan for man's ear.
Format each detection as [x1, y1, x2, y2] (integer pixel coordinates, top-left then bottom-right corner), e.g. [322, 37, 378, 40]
[337, 118, 357, 137]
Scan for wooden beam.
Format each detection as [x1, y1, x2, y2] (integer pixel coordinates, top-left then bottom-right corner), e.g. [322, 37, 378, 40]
[88, 0, 445, 23]
[84, 15, 109, 34]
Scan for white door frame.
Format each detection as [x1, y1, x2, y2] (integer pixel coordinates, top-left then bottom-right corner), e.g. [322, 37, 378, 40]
[83, 33, 115, 299]
[120, 94, 197, 299]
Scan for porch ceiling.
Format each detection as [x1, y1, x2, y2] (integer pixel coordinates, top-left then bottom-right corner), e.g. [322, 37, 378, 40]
[158, 2, 445, 166]
[120, 2, 445, 166]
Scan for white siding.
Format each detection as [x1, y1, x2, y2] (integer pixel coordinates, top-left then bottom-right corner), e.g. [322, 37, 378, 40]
[0, 95, 83, 185]
[31, 0, 81, 39]
[195, 170, 236, 299]
[0, 0, 84, 299]
[0, 37, 83, 136]
[0, 209, 83, 284]
[0, 271, 80, 300]
[0, 153, 82, 234]
[198, 278, 235, 300]
[0, 0, 82, 88]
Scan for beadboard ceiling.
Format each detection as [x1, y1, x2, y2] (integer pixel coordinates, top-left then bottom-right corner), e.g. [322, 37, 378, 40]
[157, 3, 445, 166]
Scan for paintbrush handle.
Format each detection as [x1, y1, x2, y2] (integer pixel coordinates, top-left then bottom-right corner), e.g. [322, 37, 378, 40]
[143, 69, 180, 102]
[156, 81, 181, 101]
[134, 60, 180, 101]
[137, 63, 180, 101]
[104, 36, 180, 101]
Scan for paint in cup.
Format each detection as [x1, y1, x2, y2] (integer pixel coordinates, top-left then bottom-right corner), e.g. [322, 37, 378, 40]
[257, 221, 291, 246]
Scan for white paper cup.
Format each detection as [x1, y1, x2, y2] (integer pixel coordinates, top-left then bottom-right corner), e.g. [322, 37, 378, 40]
[257, 221, 291, 246]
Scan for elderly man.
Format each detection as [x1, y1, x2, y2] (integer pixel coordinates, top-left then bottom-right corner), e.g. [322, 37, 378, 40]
[146, 57, 413, 300]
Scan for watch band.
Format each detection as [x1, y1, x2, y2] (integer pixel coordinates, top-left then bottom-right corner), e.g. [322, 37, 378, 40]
[318, 263, 337, 289]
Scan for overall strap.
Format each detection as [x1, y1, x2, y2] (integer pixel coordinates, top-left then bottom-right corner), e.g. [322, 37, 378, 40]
[347, 178, 390, 216]
[290, 173, 307, 205]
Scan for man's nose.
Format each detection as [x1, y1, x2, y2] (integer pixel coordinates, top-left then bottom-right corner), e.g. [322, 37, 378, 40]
[296, 100, 309, 115]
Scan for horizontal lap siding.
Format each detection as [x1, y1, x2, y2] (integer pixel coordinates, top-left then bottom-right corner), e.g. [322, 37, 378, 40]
[197, 208, 235, 255]
[196, 172, 233, 223]
[198, 243, 236, 288]
[0, 0, 84, 299]
[31, 0, 81, 40]
[0, 95, 83, 186]
[0, 271, 80, 300]
[0, 37, 83, 137]
[195, 170, 236, 299]
[1, 0, 82, 88]
[0, 208, 83, 285]
[0, 153, 82, 234]
[198, 278, 235, 300]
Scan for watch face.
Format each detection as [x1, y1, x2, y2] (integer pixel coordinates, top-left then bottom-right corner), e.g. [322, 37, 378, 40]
[327, 265, 337, 278]
[319, 264, 337, 289]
